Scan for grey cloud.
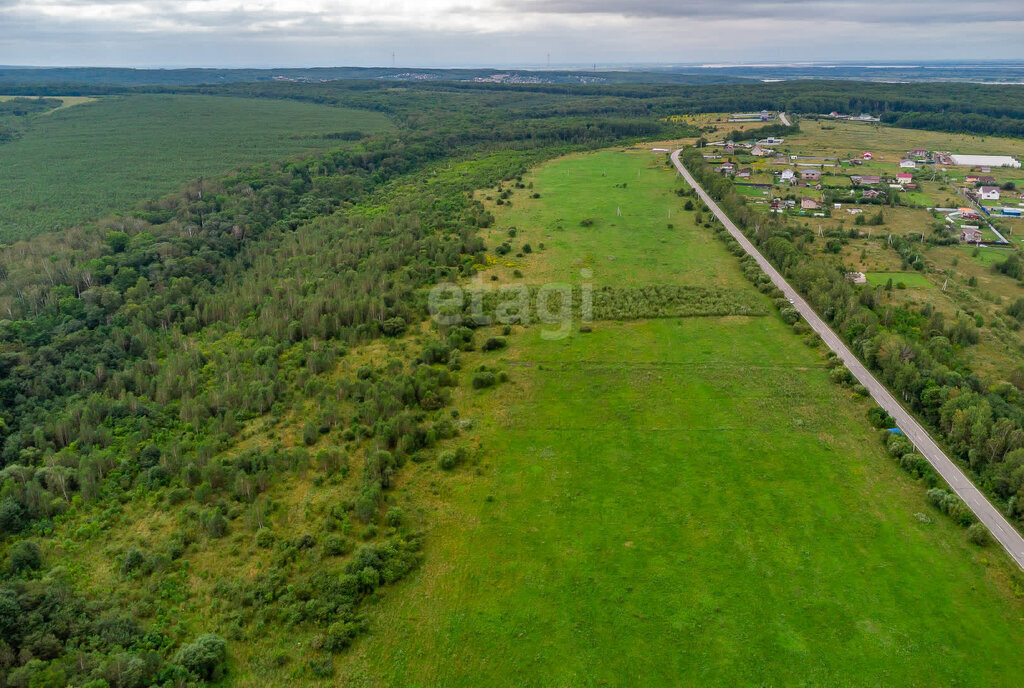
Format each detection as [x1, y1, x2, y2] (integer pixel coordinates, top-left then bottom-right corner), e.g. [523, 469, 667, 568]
[1, 0, 1023, 66]
[505, 0, 1021, 24]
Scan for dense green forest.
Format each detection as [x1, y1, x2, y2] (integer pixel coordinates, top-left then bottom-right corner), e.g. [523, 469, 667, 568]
[6, 79, 1024, 139]
[0, 85, 694, 686]
[680, 145, 1024, 537]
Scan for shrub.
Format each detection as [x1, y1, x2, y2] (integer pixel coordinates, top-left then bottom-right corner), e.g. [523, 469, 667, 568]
[307, 658, 334, 678]
[302, 421, 319, 446]
[173, 634, 228, 682]
[204, 511, 228, 538]
[7, 540, 42, 575]
[323, 535, 352, 556]
[438, 451, 458, 471]
[324, 621, 359, 652]
[926, 488, 976, 527]
[828, 366, 853, 385]
[482, 337, 507, 352]
[886, 433, 915, 458]
[868, 406, 894, 428]
[0, 497, 24, 534]
[967, 523, 991, 546]
[120, 547, 146, 576]
[385, 507, 405, 528]
[381, 316, 407, 337]
[472, 371, 497, 389]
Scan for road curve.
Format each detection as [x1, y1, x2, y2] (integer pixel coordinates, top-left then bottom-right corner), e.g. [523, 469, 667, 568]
[779, 112, 791, 127]
[671, 149, 1024, 570]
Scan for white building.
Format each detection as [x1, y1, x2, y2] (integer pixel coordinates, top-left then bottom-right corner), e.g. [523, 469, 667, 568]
[980, 186, 1001, 201]
[779, 169, 795, 183]
[899, 159, 916, 169]
[949, 154, 1021, 169]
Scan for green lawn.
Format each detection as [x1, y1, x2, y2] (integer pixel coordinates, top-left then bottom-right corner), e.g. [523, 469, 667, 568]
[0, 94, 392, 241]
[903, 191, 933, 207]
[965, 245, 1014, 267]
[866, 272, 932, 289]
[735, 184, 768, 198]
[333, 150, 1024, 687]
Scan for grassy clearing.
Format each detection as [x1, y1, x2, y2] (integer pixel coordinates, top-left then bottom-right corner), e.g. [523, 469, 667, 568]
[0, 94, 98, 113]
[477, 149, 748, 290]
[865, 272, 933, 289]
[798, 119, 1024, 161]
[333, 149, 1024, 686]
[0, 94, 392, 241]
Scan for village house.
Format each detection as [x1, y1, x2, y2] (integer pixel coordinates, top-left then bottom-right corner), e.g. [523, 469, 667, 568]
[719, 162, 735, 174]
[851, 174, 881, 186]
[896, 172, 913, 184]
[899, 159, 916, 169]
[910, 147, 929, 159]
[960, 207, 981, 219]
[862, 189, 882, 199]
[960, 227, 983, 243]
[862, 152, 873, 160]
[801, 169, 821, 181]
[736, 168, 752, 179]
[801, 197, 822, 210]
[750, 145, 773, 157]
[723, 142, 735, 154]
[980, 186, 1001, 201]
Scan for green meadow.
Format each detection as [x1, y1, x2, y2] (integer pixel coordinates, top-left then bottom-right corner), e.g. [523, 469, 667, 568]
[865, 272, 933, 289]
[333, 149, 1024, 687]
[0, 94, 392, 241]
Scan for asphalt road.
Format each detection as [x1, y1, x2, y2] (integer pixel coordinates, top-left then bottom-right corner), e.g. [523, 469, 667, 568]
[779, 112, 791, 127]
[672, 149, 1024, 570]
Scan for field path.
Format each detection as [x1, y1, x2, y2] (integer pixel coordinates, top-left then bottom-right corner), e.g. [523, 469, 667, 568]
[672, 148, 1024, 570]
[779, 112, 791, 126]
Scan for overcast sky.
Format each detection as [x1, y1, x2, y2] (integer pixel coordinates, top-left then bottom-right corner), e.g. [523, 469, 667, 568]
[1, 0, 1023, 68]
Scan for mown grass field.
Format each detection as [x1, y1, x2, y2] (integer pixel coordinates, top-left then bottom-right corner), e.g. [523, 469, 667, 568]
[331, 149, 1024, 686]
[865, 272, 933, 289]
[0, 94, 392, 241]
